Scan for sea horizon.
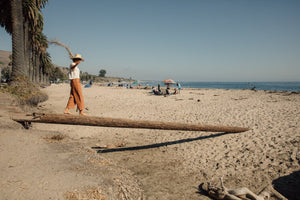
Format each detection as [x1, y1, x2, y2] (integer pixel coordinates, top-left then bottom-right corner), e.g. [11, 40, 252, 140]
[140, 81, 300, 92]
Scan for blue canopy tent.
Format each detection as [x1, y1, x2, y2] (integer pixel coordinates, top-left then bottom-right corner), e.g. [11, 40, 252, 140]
[132, 80, 140, 84]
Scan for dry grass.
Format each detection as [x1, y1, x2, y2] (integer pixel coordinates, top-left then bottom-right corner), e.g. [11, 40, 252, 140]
[0, 78, 48, 106]
[43, 134, 66, 143]
[64, 187, 106, 200]
[104, 142, 126, 149]
[88, 158, 112, 166]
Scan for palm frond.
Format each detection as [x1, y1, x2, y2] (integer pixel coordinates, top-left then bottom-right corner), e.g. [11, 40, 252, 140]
[36, 0, 48, 10]
[48, 39, 74, 60]
[0, 0, 12, 34]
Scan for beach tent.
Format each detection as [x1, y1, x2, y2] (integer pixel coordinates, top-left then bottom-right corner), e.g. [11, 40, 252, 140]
[132, 80, 140, 84]
[132, 80, 142, 88]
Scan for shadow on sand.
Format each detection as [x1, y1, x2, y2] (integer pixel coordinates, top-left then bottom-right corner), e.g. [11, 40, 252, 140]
[272, 170, 300, 200]
[92, 132, 236, 153]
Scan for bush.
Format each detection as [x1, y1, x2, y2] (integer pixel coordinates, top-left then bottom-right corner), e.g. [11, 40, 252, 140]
[26, 91, 48, 106]
[0, 78, 48, 106]
[1, 66, 11, 81]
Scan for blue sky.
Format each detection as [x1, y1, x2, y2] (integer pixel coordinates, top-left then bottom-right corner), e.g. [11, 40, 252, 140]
[1, 0, 300, 81]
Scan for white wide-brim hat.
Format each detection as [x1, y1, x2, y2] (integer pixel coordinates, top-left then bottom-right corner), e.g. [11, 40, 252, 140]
[72, 54, 85, 62]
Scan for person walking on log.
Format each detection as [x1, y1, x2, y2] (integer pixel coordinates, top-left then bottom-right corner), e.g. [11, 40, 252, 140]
[64, 54, 88, 116]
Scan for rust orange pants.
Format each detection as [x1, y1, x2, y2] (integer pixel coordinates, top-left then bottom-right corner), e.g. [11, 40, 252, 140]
[66, 78, 85, 111]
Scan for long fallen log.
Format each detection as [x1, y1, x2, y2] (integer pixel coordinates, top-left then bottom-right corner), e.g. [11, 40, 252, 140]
[12, 113, 250, 133]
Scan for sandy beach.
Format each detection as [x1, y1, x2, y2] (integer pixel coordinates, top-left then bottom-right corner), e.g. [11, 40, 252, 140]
[0, 84, 299, 199]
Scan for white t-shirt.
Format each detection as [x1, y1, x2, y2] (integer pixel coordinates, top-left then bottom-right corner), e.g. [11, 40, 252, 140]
[68, 62, 80, 79]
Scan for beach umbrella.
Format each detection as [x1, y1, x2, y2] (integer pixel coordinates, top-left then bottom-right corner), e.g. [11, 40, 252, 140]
[163, 79, 173, 81]
[163, 79, 176, 87]
[163, 79, 176, 84]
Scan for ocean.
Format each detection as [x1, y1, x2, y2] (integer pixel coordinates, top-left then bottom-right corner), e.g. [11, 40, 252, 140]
[141, 81, 300, 92]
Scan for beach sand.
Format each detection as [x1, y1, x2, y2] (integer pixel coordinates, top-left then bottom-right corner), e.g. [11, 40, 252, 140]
[0, 84, 299, 199]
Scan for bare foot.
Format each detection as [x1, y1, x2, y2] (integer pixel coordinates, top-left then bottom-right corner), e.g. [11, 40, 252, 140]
[64, 109, 72, 115]
[79, 112, 88, 116]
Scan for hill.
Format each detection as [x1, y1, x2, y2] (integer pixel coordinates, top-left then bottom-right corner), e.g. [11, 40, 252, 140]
[0, 50, 134, 83]
[0, 50, 11, 70]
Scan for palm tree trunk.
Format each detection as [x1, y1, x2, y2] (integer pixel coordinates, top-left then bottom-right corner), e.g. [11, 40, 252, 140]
[32, 50, 35, 82]
[39, 64, 42, 83]
[23, 20, 29, 78]
[43, 71, 46, 83]
[42, 72, 45, 83]
[45, 73, 48, 85]
[29, 48, 33, 82]
[10, 0, 26, 83]
[38, 64, 41, 83]
[47, 73, 49, 84]
[35, 53, 40, 82]
[32, 50, 36, 82]
[31, 45, 36, 82]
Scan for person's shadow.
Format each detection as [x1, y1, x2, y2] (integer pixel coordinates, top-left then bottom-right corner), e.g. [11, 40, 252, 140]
[92, 132, 235, 153]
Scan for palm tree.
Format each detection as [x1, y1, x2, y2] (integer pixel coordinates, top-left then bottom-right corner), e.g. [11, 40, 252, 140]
[10, 0, 26, 83]
[23, 0, 48, 82]
[40, 51, 53, 83]
[30, 11, 44, 82]
[38, 32, 48, 82]
[1, 0, 49, 83]
[31, 31, 49, 83]
[23, 0, 37, 81]
[32, 31, 40, 82]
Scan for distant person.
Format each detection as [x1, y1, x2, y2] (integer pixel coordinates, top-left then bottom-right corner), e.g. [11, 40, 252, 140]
[166, 88, 170, 95]
[153, 89, 163, 95]
[152, 87, 156, 93]
[158, 84, 161, 93]
[173, 88, 178, 95]
[64, 54, 87, 116]
[177, 82, 181, 93]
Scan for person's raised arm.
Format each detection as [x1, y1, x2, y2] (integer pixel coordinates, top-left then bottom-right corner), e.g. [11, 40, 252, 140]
[71, 62, 79, 69]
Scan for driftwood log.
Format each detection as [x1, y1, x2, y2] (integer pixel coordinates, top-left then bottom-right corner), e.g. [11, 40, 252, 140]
[12, 113, 250, 133]
[202, 177, 287, 200]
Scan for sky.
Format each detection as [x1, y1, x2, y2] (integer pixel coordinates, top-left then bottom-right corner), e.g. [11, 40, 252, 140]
[1, 0, 300, 82]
